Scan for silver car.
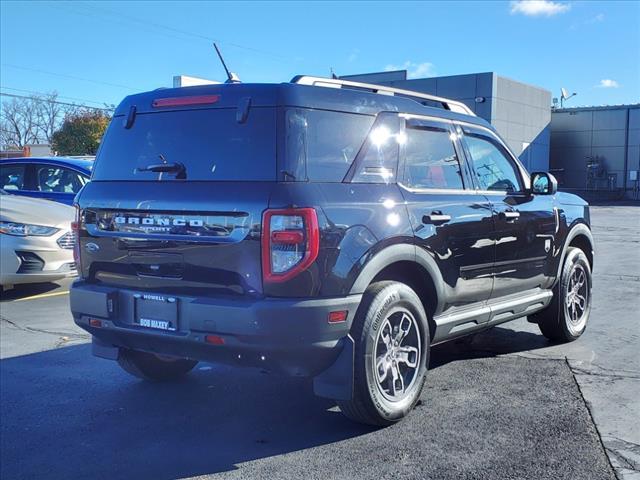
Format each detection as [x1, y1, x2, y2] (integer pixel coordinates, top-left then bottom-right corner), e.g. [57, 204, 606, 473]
[0, 189, 76, 291]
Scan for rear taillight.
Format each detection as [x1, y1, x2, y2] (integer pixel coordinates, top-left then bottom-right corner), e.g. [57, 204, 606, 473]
[261, 208, 319, 283]
[72, 205, 82, 275]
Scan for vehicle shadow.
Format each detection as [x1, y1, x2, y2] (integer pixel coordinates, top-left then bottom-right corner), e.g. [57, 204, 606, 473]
[0, 281, 66, 302]
[430, 325, 551, 369]
[0, 326, 551, 480]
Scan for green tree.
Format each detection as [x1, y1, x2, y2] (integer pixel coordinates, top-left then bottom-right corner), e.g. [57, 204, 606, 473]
[52, 110, 111, 155]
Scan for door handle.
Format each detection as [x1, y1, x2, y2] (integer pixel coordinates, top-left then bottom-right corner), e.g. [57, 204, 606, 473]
[422, 212, 452, 225]
[499, 210, 520, 221]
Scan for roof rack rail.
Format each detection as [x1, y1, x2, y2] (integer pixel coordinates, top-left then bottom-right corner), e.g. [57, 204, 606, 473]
[291, 75, 475, 117]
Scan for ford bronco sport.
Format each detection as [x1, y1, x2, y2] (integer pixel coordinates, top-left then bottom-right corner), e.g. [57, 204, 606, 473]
[70, 76, 594, 426]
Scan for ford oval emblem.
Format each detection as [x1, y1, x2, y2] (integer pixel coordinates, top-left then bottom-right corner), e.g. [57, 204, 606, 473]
[85, 242, 100, 253]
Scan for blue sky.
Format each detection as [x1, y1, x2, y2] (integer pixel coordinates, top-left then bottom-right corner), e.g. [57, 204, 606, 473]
[1, 0, 638, 109]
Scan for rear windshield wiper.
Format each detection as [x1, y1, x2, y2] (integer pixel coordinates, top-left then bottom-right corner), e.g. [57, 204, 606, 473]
[137, 160, 186, 180]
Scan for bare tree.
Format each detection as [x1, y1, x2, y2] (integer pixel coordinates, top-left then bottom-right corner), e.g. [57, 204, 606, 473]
[0, 96, 41, 149]
[1, 92, 110, 151]
[35, 92, 67, 144]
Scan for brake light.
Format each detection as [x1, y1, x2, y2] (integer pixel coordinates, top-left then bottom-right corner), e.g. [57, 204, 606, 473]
[261, 208, 319, 283]
[152, 95, 220, 108]
[72, 205, 82, 275]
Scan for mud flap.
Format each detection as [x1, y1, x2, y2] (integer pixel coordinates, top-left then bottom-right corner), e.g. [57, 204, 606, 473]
[92, 336, 119, 360]
[312, 334, 354, 401]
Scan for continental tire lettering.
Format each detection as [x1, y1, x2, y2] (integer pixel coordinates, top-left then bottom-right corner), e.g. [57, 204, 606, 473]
[372, 293, 398, 332]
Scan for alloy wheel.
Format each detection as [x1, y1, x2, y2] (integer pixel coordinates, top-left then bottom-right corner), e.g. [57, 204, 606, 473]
[565, 263, 589, 335]
[373, 308, 422, 402]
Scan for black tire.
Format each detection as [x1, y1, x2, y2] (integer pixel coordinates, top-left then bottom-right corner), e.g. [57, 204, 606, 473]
[117, 349, 198, 381]
[338, 281, 430, 426]
[530, 247, 592, 342]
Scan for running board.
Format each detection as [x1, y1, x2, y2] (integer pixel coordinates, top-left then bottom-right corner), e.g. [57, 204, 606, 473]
[432, 290, 553, 344]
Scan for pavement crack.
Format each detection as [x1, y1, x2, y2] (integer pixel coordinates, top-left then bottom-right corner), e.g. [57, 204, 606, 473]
[570, 364, 640, 380]
[604, 436, 640, 455]
[605, 446, 640, 473]
[565, 357, 620, 478]
[1, 315, 88, 340]
[593, 273, 640, 281]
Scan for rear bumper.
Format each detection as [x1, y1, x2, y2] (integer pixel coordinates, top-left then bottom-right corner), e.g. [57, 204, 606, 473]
[70, 281, 361, 376]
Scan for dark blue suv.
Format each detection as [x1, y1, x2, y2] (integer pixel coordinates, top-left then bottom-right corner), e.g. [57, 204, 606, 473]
[70, 76, 594, 425]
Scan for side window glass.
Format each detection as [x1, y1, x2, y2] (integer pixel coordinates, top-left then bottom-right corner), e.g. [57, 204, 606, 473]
[352, 115, 401, 184]
[403, 126, 464, 190]
[36, 166, 86, 193]
[464, 134, 522, 192]
[0, 164, 26, 190]
[285, 109, 375, 182]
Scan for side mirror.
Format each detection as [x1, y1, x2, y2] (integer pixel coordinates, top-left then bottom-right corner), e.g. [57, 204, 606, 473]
[530, 172, 558, 195]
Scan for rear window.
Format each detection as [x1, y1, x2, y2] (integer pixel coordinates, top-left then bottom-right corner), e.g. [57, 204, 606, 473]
[92, 108, 276, 181]
[284, 109, 375, 182]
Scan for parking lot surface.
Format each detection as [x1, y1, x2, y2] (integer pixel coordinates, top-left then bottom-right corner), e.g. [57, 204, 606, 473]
[1, 205, 638, 480]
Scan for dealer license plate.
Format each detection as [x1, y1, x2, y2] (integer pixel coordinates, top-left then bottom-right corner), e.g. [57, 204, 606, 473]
[134, 294, 178, 331]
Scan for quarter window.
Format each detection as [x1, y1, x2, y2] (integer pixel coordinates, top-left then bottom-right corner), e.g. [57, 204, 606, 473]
[351, 114, 401, 184]
[285, 109, 374, 182]
[403, 126, 464, 190]
[464, 134, 522, 192]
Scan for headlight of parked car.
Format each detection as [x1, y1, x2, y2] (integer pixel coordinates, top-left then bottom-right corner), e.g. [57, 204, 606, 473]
[0, 222, 60, 237]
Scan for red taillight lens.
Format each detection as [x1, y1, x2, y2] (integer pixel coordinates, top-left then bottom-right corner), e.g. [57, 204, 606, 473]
[262, 208, 319, 283]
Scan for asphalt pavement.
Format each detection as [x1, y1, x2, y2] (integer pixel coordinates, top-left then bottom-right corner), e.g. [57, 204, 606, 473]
[1, 205, 638, 480]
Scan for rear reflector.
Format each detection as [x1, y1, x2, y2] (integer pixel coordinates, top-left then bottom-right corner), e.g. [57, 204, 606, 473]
[89, 318, 102, 328]
[328, 311, 348, 323]
[205, 335, 225, 345]
[152, 95, 220, 108]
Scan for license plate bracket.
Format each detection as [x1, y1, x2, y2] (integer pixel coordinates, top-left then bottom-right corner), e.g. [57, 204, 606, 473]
[134, 294, 178, 331]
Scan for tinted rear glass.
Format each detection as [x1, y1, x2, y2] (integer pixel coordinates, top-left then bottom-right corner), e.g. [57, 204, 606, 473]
[92, 108, 276, 181]
[284, 109, 374, 182]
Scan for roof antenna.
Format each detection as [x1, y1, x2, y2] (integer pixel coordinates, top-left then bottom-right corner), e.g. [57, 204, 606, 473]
[330, 67, 338, 79]
[213, 43, 241, 83]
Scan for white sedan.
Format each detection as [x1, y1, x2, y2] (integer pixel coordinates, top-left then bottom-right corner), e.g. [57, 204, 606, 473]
[0, 189, 76, 291]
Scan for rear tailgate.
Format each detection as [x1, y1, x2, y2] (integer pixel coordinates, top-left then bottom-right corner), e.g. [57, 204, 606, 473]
[78, 90, 277, 297]
[77, 181, 271, 296]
